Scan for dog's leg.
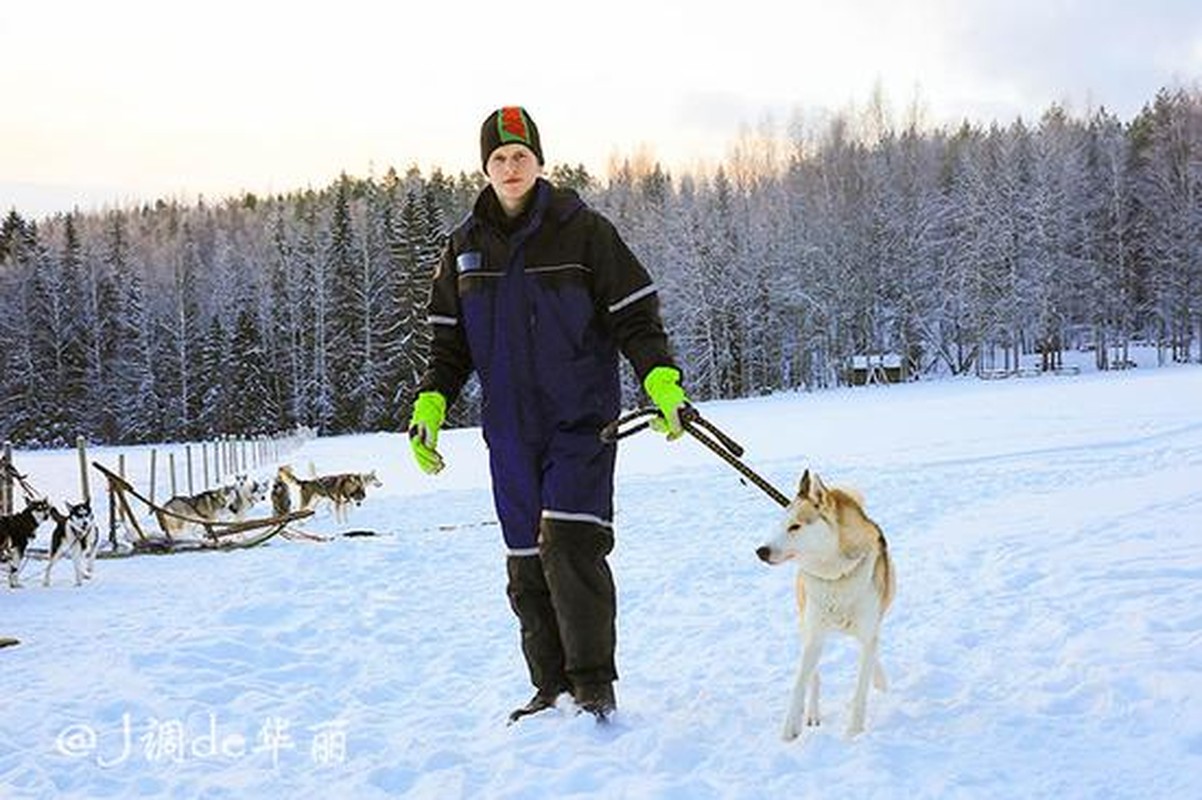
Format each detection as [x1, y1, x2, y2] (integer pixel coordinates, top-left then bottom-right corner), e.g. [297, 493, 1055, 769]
[43, 546, 60, 587]
[85, 530, 98, 579]
[71, 541, 86, 587]
[873, 657, 888, 691]
[783, 632, 825, 741]
[805, 671, 821, 728]
[847, 631, 881, 737]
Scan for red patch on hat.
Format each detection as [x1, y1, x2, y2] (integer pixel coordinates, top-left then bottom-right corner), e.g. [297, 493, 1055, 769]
[500, 107, 528, 142]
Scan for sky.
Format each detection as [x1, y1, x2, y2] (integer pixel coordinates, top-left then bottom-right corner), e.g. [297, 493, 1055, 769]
[3, 0, 1201, 220]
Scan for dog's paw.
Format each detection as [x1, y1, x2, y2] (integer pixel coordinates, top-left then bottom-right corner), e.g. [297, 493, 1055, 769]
[782, 714, 806, 741]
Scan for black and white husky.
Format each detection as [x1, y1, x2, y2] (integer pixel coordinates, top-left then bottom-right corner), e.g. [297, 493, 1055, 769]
[1, 498, 52, 588]
[228, 474, 268, 519]
[44, 501, 100, 587]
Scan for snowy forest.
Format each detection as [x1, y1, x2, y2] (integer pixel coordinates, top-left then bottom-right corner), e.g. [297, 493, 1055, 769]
[2, 87, 1200, 447]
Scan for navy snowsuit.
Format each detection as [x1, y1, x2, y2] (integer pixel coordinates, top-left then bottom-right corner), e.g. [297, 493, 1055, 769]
[416, 178, 676, 698]
[418, 178, 675, 554]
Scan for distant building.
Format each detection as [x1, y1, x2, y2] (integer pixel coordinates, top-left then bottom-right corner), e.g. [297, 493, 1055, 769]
[845, 353, 908, 386]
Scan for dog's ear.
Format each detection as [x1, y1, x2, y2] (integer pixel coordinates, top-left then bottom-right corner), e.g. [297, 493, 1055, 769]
[798, 470, 827, 502]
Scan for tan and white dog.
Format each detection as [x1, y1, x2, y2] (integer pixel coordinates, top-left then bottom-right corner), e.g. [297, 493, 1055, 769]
[278, 465, 381, 523]
[756, 470, 895, 741]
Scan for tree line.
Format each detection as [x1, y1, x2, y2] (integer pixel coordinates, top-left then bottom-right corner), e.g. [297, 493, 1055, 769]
[2, 87, 1200, 447]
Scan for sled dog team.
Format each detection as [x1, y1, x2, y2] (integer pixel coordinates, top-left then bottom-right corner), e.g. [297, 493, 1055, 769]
[1, 465, 382, 589]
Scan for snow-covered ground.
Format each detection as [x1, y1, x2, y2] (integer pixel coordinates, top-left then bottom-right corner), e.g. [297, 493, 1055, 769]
[2, 361, 1201, 799]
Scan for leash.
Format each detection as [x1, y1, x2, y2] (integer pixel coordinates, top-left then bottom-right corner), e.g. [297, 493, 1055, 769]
[0, 457, 43, 503]
[601, 406, 791, 508]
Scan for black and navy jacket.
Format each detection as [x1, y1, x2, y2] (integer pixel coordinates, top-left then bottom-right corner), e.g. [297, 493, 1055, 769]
[418, 178, 676, 443]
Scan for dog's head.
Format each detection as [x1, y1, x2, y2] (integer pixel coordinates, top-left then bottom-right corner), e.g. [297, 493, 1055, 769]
[26, 497, 52, 524]
[227, 475, 265, 511]
[345, 475, 367, 505]
[67, 501, 92, 519]
[209, 486, 238, 515]
[348, 470, 381, 505]
[66, 501, 97, 533]
[756, 470, 842, 567]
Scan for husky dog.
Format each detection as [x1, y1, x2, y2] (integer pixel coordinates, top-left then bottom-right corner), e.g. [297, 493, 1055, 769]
[44, 501, 100, 587]
[156, 486, 237, 537]
[278, 465, 382, 522]
[756, 470, 896, 740]
[1, 498, 52, 588]
[270, 477, 292, 517]
[228, 474, 268, 519]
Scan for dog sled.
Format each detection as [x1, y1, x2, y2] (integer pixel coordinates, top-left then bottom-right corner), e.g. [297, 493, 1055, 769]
[91, 462, 313, 555]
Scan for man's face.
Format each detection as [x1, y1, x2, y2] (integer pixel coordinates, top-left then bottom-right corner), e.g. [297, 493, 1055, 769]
[486, 143, 541, 214]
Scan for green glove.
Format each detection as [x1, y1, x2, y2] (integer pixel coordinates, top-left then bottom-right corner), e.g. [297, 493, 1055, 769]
[408, 391, 447, 474]
[643, 366, 688, 441]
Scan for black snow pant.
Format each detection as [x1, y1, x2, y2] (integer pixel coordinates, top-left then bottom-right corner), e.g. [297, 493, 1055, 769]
[505, 518, 617, 696]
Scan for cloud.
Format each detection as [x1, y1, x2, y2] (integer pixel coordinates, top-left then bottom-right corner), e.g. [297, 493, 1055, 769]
[937, 0, 1202, 119]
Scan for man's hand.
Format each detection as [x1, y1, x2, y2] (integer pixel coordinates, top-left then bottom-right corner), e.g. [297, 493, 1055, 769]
[408, 391, 447, 474]
[643, 366, 688, 441]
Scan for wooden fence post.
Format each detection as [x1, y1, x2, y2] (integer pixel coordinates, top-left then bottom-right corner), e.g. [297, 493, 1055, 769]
[186, 444, 194, 494]
[76, 437, 90, 505]
[169, 452, 177, 497]
[0, 441, 11, 515]
[109, 454, 126, 551]
[149, 449, 158, 505]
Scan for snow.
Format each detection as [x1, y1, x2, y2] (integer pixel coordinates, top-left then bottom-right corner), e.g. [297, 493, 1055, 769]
[3, 362, 1202, 799]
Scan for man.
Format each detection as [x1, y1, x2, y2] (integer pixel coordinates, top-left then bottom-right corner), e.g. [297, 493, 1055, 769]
[408, 106, 686, 723]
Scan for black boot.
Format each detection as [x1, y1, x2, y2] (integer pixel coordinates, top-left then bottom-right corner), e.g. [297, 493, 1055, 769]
[506, 555, 569, 722]
[573, 681, 617, 722]
[507, 687, 564, 724]
[539, 518, 618, 715]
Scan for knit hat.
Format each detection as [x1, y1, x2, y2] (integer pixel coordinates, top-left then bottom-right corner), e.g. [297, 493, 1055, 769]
[480, 106, 543, 170]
